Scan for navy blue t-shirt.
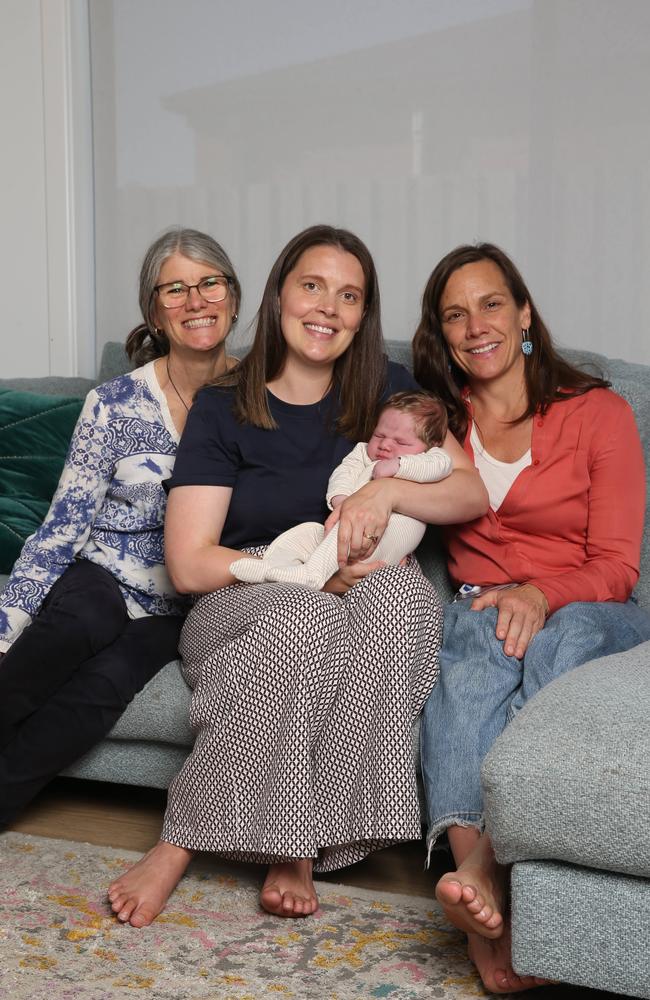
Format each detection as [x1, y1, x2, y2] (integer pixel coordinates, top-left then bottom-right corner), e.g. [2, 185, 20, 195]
[168, 360, 418, 549]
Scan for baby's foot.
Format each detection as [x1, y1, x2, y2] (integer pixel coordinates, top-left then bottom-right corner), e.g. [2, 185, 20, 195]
[264, 523, 324, 565]
[266, 565, 322, 590]
[230, 557, 267, 584]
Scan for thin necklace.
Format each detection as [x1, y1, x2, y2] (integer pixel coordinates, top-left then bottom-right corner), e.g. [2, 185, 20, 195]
[166, 357, 190, 412]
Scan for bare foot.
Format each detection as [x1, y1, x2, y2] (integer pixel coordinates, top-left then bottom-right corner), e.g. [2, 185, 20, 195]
[260, 860, 319, 917]
[468, 924, 548, 993]
[107, 840, 193, 927]
[435, 834, 505, 938]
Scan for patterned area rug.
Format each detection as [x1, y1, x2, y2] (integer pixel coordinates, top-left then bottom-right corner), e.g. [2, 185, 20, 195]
[0, 832, 490, 1000]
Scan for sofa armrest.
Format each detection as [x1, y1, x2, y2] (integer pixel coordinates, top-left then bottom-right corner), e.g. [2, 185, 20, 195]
[482, 639, 650, 877]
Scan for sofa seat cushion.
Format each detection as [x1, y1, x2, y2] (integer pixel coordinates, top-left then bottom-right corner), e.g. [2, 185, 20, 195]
[510, 860, 650, 997]
[62, 738, 191, 790]
[0, 389, 84, 572]
[482, 640, 650, 877]
[107, 659, 193, 746]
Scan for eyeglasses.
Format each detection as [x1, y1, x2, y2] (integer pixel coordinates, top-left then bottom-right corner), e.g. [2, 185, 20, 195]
[154, 275, 231, 309]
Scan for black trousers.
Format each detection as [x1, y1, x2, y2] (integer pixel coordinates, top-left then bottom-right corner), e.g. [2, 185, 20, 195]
[0, 560, 183, 826]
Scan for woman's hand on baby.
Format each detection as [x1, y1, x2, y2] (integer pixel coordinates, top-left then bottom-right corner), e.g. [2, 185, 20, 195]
[471, 583, 549, 659]
[322, 559, 386, 595]
[336, 480, 394, 563]
[372, 458, 399, 479]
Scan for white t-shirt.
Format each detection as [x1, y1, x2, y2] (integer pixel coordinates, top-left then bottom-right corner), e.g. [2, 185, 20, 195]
[470, 423, 531, 511]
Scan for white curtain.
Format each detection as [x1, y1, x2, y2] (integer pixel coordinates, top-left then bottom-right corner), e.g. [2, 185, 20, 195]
[90, 0, 650, 365]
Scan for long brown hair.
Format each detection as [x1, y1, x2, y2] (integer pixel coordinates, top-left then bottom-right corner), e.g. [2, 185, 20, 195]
[413, 243, 609, 440]
[213, 225, 386, 441]
[125, 227, 241, 366]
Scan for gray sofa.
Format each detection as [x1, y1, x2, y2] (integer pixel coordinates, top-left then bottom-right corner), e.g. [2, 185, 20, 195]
[2, 340, 649, 997]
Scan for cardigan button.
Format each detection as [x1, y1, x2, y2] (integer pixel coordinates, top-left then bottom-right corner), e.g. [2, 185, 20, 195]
[533, 459, 540, 466]
[537, 418, 544, 426]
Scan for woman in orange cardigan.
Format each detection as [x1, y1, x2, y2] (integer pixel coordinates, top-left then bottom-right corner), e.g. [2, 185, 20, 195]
[414, 242, 650, 995]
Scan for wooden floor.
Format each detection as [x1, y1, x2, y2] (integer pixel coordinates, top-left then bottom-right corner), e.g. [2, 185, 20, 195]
[8, 776, 447, 898]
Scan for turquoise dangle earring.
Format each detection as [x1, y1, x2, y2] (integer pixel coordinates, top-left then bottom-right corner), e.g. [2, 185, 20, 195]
[521, 328, 533, 356]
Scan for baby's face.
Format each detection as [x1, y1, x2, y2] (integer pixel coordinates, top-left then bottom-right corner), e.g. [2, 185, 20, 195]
[367, 409, 426, 461]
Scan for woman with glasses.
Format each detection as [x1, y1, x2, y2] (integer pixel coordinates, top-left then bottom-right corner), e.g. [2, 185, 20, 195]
[107, 224, 488, 927]
[0, 227, 241, 827]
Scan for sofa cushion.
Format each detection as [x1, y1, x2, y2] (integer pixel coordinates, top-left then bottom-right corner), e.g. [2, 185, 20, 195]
[61, 738, 191, 790]
[510, 860, 650, 997]
[482, 640, 650, 878]
[107, 660, 193, 746]
[97, 341, 135, 383]
[0, 389, 84, 572]
[0, 376, 94, 398]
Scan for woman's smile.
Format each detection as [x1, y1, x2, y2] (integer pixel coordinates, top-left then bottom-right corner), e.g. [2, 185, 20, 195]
[468, 341, 500, 356]
[303, 321, 338, 337]
[182, 316, 217, 330]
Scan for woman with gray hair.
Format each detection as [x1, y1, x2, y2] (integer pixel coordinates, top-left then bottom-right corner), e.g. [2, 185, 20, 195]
[0, 227, 241, 826]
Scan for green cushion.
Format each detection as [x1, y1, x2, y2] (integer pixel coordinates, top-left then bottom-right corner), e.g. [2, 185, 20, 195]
[0, 389, 84, 573]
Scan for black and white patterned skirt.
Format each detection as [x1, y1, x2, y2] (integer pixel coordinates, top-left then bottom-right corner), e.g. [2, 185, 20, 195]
[161, 560, 442, 872]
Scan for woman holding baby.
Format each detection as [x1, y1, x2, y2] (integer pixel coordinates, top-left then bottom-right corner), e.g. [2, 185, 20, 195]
[109, 228, 649, 999]
[108, 224, 487, 927]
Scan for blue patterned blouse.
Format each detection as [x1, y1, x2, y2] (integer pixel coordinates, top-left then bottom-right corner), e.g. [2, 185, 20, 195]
[0, 361, 189, 652]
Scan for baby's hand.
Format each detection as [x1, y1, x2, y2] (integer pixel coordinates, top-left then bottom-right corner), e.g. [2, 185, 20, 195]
[372, 458, 399, 479]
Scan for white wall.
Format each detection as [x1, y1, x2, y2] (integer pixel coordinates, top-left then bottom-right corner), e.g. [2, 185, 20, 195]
[1, 1, 50, 376]
[89, 0, 650, 366]
[1, 0, 95, 378]
[5, 1, 650, 375]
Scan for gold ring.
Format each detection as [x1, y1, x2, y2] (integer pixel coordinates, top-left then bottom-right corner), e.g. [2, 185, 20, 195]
[364, 532, 378, 542]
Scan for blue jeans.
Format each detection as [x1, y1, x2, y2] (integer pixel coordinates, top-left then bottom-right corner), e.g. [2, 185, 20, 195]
[420, 598, 650, 852]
